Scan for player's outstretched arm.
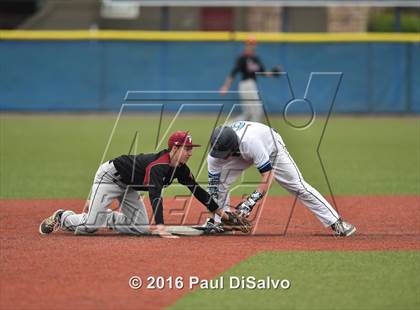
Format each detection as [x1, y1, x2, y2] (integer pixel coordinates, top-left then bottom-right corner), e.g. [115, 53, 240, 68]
[256, 170, 274, 196]
[220, 57, 241, 95]
[151, 225, 180, 239]
[220, 76, 233, 95]
[263, 66, 283, 78]
[236, 170, 274, 217]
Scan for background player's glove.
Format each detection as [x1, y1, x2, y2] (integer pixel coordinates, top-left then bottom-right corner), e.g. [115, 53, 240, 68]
[236, 191, 264, 217]
[221, 211, 252, 233]
[271, 65, 283, 77]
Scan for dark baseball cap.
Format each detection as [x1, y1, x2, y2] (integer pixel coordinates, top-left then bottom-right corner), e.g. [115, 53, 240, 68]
[168, 131, 201, 148]
[210, 126, 239, 159]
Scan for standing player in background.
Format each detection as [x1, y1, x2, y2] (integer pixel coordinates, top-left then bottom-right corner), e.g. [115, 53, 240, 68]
[220, 36, 281, 123]
[39, 131, 249, 238]
[200, 121, 356, 237]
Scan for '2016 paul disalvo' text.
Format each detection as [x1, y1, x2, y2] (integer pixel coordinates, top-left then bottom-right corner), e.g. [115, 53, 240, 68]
[129, 275, 291, 290]
[190, 276, 291, 290]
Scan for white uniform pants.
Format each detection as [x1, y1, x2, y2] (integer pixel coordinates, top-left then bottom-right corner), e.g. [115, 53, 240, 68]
[214, 137, 340, 227]
[61, 161, 150, 235]
[233, 79, 264, 123]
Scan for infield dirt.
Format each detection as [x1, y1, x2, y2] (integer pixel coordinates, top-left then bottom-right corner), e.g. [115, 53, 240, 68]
[1, 195, 419, 309]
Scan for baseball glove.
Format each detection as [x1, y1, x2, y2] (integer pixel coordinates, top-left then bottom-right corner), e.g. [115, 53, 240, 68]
[221, 211, 252, 234]
[271, 65, 283, 77]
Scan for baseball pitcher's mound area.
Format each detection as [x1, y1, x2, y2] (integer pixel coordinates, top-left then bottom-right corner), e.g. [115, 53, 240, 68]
[1, 195, 419, 309]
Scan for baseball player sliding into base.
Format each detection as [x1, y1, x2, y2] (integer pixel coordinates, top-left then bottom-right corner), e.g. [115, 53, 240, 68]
[199, 121, 356, 237]
[39, 131, 249, 238]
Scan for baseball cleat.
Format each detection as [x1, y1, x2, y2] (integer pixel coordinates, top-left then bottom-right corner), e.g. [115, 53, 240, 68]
[330, 219, 356, 237]
[193, 218, 225, 234]
[39, 209, 64, 235]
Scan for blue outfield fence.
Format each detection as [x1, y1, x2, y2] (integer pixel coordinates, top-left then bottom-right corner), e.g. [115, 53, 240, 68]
[0, 40, 419, 113]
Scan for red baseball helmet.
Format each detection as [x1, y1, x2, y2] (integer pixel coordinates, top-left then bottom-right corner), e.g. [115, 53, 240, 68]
[168, 131, 201, 148]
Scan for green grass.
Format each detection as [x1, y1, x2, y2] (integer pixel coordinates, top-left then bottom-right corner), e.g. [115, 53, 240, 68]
[0, 114, 419, 198]
[170, 251, 420, 310]
[369, 11, 420, 32]
[1, 115, 419, 310]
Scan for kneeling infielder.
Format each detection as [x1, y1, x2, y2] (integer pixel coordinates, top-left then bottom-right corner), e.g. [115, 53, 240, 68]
[39, 131, 249, 238]
[200, 121, 356, 237]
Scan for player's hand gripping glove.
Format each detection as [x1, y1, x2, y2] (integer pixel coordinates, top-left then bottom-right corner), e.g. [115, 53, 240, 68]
[236, 191, 264, 218]
[221, 211, 252, 234]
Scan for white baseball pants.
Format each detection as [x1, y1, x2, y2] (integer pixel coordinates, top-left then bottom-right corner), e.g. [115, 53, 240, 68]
[232, 79, 264, 123]
[214, 135, 340, 227]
